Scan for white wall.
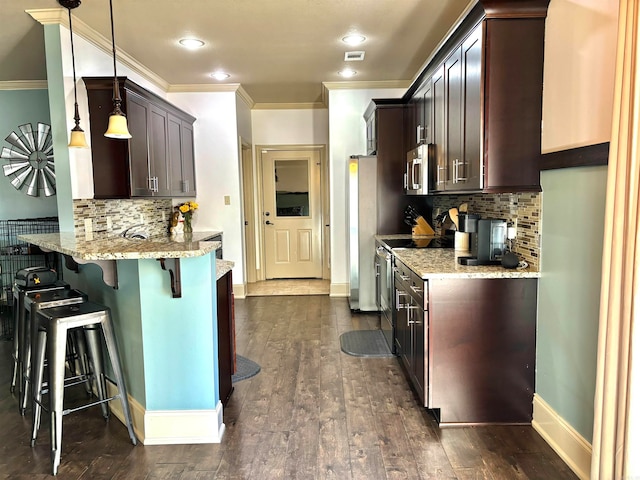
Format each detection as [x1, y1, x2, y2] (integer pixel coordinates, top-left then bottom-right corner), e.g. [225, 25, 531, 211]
[327, 88, 404, 293]
[169, 91, 245, 284]
[251, 109, 329, 145]
[541, 0, 617, 153]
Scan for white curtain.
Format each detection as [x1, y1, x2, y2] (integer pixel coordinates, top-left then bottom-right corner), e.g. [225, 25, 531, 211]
[591, 0, 640, 478]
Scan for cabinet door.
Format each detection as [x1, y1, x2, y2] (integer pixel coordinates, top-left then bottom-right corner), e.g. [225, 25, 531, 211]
[432, 66, 446, 191]
[410, 297, 426, 406]
[148, 104, 171, 196]
[461, 26, 482, 190]
[180, 120, 196, 196]
[445, 46, 464, 191]
[127, 93, 152, 197]
[394, 278, 411, 372]
[168, 114, 197, 197]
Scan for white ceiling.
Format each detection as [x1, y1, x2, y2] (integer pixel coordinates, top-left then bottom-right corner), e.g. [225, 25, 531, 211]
[0, 0, 473, 105]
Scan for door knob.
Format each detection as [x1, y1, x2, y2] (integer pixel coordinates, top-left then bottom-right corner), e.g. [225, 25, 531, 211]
[266, 220, 274, 225]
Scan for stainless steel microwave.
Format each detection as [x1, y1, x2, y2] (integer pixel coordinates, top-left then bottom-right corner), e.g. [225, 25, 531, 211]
[405, 144, 430, 195]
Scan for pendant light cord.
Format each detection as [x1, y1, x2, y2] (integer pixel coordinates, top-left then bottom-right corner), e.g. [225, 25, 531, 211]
[68, 8, 78, 106]
[109, 0, 122, 105]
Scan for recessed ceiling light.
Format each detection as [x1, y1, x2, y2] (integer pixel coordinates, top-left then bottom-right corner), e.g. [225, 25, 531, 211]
[339, 68, 357, 78]
[342, 34, 366, 46]
[210, 71, 231, 81]
[179, 38, 205, 49]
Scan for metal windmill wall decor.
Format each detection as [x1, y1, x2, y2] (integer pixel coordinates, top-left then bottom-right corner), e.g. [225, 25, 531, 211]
[1, 122, 56, 197]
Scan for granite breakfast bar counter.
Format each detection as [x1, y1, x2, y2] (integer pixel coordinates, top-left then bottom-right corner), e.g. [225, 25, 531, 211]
[18, 232, 231, 445]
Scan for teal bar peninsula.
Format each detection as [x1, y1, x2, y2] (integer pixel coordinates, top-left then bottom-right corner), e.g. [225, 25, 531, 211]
[18, 232, 229, 445]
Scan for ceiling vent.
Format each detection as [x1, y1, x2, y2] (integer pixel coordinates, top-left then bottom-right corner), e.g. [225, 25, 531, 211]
[344, 51, 365, 61]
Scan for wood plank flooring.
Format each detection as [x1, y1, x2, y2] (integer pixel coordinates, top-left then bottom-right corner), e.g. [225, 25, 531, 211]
[0, 296, 578, 479]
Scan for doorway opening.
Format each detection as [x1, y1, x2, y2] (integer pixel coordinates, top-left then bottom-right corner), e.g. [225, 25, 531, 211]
[243, 145, 329, 291]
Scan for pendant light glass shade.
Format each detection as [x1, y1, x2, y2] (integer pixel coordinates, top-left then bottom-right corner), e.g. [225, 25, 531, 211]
[60, 0, 89, 148]
[104, 0, 131, 139]
[105, 111, 132, 139]
[69, 128, 89, 147]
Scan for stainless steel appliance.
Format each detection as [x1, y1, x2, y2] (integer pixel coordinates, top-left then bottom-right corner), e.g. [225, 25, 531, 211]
[348, 155, 378, 311]
[404, 144, 431, 195]
[375, 239, 394, 352]
[457, 216, 507, 265]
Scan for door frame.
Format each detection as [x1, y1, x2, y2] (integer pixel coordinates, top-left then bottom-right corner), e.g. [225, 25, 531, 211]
[253, 144, 329, 281]
[240, 140, 257, 283]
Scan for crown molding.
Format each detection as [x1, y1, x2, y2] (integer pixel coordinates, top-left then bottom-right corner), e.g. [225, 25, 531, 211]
[236, 86, 255, 109]
[252, 102, 326, 110]
[0, 80, 49, 90]
[27, 8, 169, 91]
[167, 83, 242, 93]
[322, 80, 410, 91]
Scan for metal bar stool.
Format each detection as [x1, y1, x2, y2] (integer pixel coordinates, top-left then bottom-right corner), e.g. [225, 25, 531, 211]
[31, 301, 137, 475]
[19, 289, 89, 415]
[11, 279, 69, 396]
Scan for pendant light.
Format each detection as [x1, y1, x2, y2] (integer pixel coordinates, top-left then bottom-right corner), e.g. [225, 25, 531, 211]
[104, 0, 131, 139]
[59, 0, 88, 148]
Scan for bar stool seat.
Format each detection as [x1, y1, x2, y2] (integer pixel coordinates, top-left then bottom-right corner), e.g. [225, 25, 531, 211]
[31, 301, 137, 475]
[19, 289, 89, 415]
[11, 280, 69, 397]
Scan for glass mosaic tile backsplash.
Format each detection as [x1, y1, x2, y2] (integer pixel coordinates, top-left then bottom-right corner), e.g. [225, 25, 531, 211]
[73, 199, 173, 237]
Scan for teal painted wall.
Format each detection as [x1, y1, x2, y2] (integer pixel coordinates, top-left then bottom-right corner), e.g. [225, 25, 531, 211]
[538, 166, 607, 441]
[63, 261, 146, 405]
[139, 255, 218, 411]
[0, 89, 57, 220]
[43, 25, 74, 232]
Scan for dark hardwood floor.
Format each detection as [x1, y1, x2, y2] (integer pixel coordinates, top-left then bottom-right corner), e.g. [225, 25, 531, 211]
[0, 296, 577, 479]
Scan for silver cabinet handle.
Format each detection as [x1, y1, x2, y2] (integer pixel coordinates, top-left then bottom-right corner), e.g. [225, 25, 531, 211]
[182, 179, 190, 192]
[437, 165, 446, 185]
[411, 158, 422, 190]
[154, 177, 159, 192]
[453, 159, 467, 183]
[410, 285, 423, 294]
[416, 125, 424, 144]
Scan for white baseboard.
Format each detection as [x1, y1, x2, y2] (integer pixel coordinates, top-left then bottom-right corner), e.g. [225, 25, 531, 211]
[233, 283, 246, 299]
[330, 282, 349, 297]
[532, 394, 592, 480]
[107, 384, 225, 445]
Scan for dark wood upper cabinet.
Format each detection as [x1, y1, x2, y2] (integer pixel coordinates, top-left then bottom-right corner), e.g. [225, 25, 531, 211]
[83, 77, 197, 199]
[403, 0, 549, 194]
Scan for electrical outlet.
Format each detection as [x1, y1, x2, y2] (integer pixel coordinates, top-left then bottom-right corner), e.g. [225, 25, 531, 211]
[139, 213, 144, 223]
[224, 195, 231, 205]
[106, 216, 112, 230]
[84, 218, 93, 234]
[161, 211, 166, 222]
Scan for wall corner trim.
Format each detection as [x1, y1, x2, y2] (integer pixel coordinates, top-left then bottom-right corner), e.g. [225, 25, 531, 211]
[532, 394, 592, 480]
[330, 282, 349, 297]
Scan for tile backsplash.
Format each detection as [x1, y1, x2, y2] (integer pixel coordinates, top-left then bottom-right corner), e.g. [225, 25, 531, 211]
[73, 199, 173, 237]
[432, 192, 541, 270]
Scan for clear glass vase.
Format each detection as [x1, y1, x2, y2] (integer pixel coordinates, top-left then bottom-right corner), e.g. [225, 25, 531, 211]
[183, 214, 193, 233]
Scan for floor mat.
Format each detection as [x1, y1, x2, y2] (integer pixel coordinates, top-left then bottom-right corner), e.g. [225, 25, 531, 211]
[232, 355, 261, 383]
[339, 330, 394, 357]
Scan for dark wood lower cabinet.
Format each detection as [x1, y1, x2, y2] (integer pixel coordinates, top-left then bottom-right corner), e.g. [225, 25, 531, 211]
[216, 270, 235, 406]
[398, 277, 537, 425]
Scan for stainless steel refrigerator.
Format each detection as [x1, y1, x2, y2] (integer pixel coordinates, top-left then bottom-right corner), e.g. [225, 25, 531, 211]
[347, 155, 378, 311]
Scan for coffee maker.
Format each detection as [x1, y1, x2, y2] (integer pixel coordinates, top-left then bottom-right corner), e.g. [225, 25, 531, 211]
[457, 215, 507, 266]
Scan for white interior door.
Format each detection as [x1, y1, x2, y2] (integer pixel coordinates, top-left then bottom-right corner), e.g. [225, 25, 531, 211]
[262, 149, 322, 279]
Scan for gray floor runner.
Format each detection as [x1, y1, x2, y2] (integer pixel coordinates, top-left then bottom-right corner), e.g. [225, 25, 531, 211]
[232, 355, 261, 383]
[339, 330, 394, 357]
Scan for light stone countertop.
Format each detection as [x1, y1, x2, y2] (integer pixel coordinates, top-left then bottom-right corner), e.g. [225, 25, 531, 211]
[376, 235, 539, 279]
[216, 260, 234, 281]
[18, 231, 223, 261]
